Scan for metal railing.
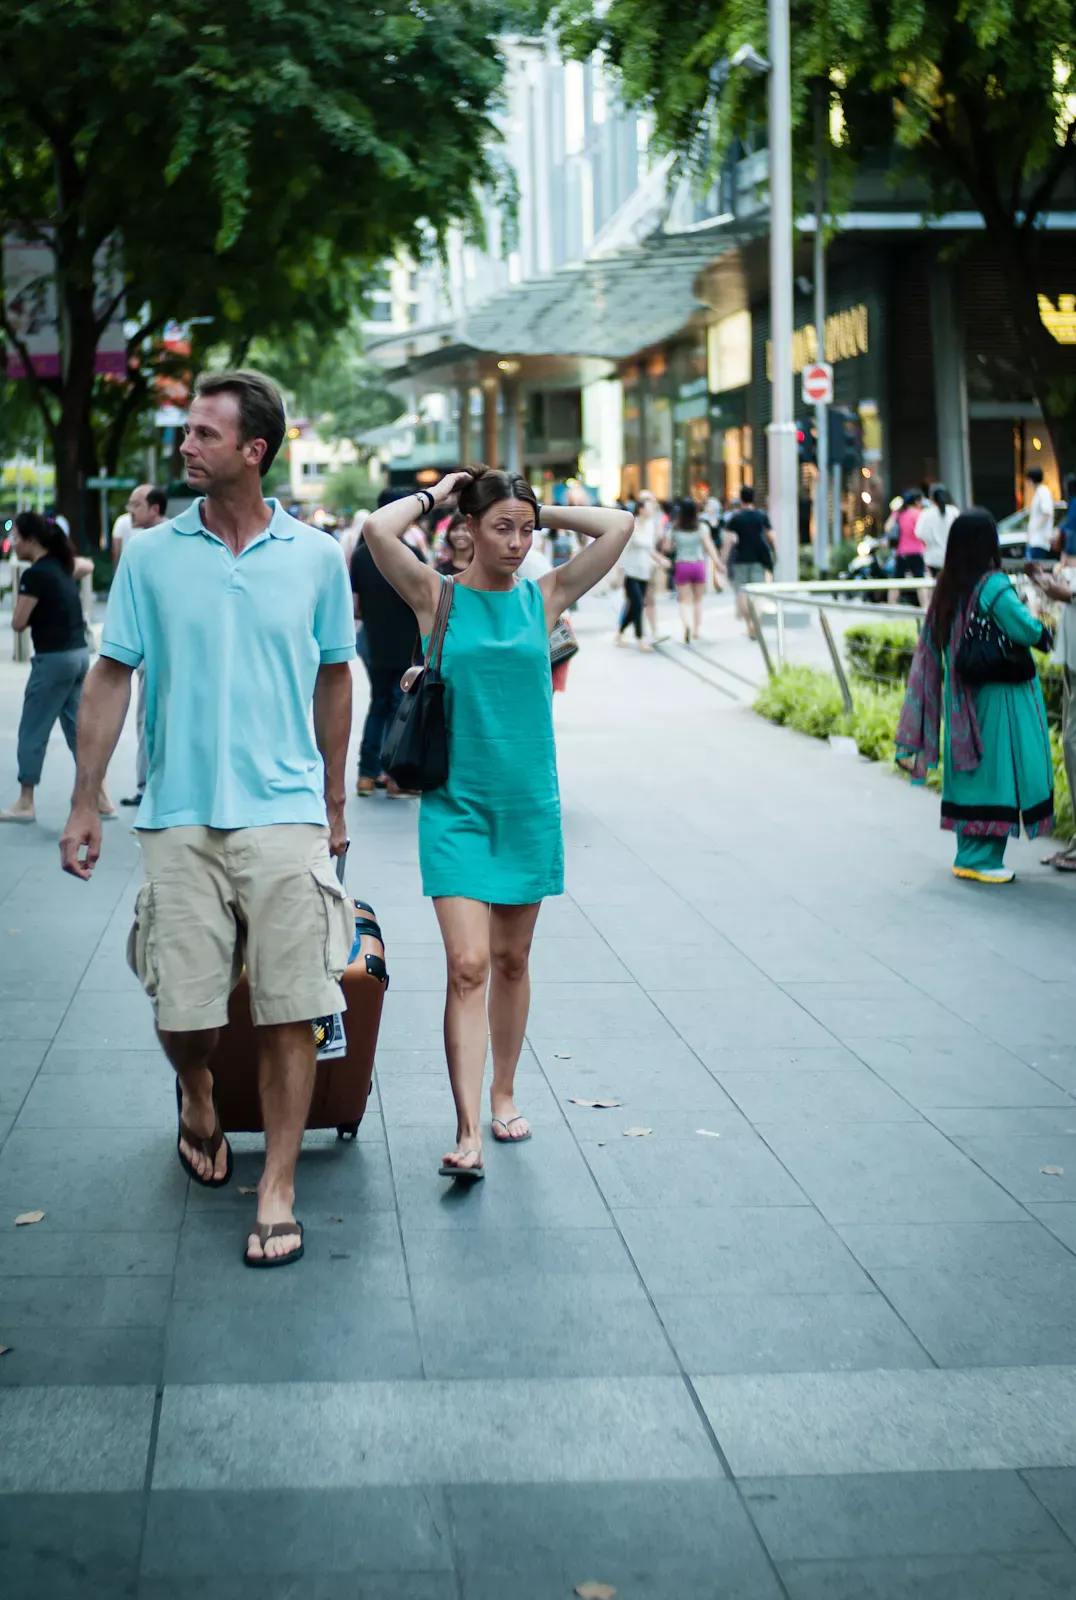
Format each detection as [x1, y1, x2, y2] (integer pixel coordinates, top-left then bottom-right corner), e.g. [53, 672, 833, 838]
[740, 577, 928, 713]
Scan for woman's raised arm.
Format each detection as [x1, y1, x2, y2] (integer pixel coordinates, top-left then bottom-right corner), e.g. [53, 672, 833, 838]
[361, 473, 470, 634]
[538, 504, 634, 625]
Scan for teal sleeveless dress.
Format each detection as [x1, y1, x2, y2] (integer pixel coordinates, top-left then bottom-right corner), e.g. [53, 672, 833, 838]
[419, 577, 564, 905]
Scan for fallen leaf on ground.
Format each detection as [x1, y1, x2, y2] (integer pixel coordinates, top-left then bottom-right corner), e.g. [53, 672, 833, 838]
[554, 1053, 572, 1059]
[6, 928, 20, 935]
[0, 1345, 11, 1357]
[622, 1127, 652, 1138]
[329, 1214, 343, 1222]
[330, 1252, 350, 1260]
[575, 1584, 617, 1600]
[696, 1129, 721, 1138]
[237, 1186, 257, 1196]
[1041, 1166, 1065, 1176]
[14, 1211, 44, 1226]
[568, 1098, 621, 1109]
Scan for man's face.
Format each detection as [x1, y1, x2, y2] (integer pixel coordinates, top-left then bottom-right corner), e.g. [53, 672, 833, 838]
[180, 393, 264, 494]
[127, 486, 159, 528]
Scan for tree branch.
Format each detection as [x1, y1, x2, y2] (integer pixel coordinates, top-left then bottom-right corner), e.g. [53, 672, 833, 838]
[1020, 121, 1076, 231]
[0, 311, 59, 444]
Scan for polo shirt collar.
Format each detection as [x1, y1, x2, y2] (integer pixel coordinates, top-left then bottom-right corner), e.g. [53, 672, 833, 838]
[171, 497, 295, 541]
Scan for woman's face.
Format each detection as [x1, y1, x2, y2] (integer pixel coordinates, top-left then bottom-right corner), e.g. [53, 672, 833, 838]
[467, 497, 534, 574]
[12, 530, 33, 561]
[637, 493, 657, 520]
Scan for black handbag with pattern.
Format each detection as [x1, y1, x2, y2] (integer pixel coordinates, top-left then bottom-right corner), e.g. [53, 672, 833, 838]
[955, 586, 1036, 686]
[381, 577, 454, 792]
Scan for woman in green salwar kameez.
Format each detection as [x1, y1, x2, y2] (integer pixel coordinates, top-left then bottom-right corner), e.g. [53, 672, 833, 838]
[897, 510, 1054, 884]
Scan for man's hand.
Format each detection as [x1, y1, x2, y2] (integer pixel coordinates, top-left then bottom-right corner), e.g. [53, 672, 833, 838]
[60, 804, 103, 881]
[327, 799, 348, 858]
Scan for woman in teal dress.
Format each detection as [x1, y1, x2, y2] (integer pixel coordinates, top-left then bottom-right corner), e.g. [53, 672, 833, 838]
[897, 509, 1054, 884]
[362, 466, 633, 1178]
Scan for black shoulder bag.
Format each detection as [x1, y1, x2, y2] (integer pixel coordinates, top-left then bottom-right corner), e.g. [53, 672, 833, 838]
[380, 577, 454, 792]
[955, 584, 1037, 686]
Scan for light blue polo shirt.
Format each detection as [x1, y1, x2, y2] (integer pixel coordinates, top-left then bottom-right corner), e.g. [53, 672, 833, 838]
[101, 499, 356, 830]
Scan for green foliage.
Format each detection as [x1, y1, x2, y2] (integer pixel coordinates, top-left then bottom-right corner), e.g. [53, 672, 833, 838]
[845, 621, 919, 685]
[0, 0, 530, 523]
[755, 664, 1074, 838]
[322, 464, 378, 515]
[831, 538, 860, 575]
[248, 323, 401, 453]
[754, 665, 850, 740]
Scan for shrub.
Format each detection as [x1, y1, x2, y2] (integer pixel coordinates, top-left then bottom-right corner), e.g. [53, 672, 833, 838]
[844, 620, 918, 685]
[754, 665, 849, 740]
[850, 682, 905, 762]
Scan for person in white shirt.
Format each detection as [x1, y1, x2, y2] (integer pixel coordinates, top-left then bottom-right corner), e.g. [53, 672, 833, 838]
[118, 485, 169, 806]
[917, 484, 960, 577]
[1026, 467, 1056, 561]
[616, 496, 669, 651]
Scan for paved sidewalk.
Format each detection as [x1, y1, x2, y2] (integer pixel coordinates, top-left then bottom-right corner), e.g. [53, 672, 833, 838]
[3, 596, 1076, 1598]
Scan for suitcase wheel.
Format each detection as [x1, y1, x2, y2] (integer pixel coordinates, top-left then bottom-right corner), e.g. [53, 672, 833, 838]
[337, 1122, 361, 1141]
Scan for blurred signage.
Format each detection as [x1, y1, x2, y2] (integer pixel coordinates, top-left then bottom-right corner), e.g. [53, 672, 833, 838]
[4, 230, 124, 378]
[707, 311, 752, 394]
[766, 303, 869, 379]
[1038, 294, 1076, 344]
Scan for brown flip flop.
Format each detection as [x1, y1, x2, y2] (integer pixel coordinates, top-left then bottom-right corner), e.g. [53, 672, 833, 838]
[244, 1220, 305, 1269]
[175, 1079, 233, 1189]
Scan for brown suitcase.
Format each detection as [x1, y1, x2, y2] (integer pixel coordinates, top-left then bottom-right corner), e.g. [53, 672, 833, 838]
[208, 862, 388, 1141]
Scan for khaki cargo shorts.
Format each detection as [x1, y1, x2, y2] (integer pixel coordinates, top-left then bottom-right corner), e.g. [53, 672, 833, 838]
[127, 824, 355, 1033]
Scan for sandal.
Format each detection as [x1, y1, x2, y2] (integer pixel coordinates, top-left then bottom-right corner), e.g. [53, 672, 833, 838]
[244, 1220, 304, 1269]
[491, 1116, 532, 1144]
[1053, 853, 1076, 873]
[439, 1150, 485, 1182]
[175, 1079, 233, 1189]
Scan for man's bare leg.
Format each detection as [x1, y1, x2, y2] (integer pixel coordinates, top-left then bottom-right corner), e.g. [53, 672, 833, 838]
[246, 1020, 317, 1261]
[158, 1026, 227, 1182]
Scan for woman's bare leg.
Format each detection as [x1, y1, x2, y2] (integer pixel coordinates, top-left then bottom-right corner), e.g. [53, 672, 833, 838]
[488, 902, 542, 1139]
[677, 585, 693, 641]
[434, 896, 491, 1172]
[692, 581, 706, 639]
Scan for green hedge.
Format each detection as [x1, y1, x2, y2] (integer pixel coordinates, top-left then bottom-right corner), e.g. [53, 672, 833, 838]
[845, 618, 1065, 724]
[754, 664, 1072, 836]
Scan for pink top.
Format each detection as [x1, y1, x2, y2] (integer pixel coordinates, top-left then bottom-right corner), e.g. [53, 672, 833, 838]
[896, 506, 924, 556]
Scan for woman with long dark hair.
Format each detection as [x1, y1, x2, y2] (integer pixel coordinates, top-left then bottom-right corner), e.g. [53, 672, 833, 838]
[897, 509, 1054, 883]
[1, 513, 115, 823]
[362, 465, 632, 1178]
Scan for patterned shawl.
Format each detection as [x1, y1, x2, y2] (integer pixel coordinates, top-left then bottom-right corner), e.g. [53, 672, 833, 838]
[895, 580, 986, 782]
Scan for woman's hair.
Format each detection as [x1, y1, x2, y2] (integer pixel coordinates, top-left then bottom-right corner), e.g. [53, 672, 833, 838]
[674, 496, 699, 531]
[457, 464, 538, 523]
[15, 510, 75, 574]
[929, 508, 1001, 647]
[930, 484, 950, 512]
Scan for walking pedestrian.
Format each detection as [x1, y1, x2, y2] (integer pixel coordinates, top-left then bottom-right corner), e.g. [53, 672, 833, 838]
[616, 498, 667, 651]
[887, 489, 927, 606]
[59, 369, 356, 1269]
[917, 484, 959, 579]
[1, 512, 115, 824]
[361, 464, 633, 1179]
[672, 496, 721, 644]
[634, 492, 669, 640]
[1025, 466, 1056, 562]
[118, 485, 169, 808]
[722, 486, 775, 639]
[434, 514, 474, 576]
[897, 509, 1054, 884]
[351, 492, 424, 799]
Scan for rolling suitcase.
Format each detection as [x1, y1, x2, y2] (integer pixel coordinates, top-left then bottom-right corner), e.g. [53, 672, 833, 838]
[208, 855, 388, 1140]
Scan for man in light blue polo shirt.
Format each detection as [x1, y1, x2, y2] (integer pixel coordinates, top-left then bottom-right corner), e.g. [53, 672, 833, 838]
[61, 369, 356, 1270]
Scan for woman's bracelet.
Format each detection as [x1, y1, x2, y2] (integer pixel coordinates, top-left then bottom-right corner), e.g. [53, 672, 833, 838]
[415, 489, 434, 515]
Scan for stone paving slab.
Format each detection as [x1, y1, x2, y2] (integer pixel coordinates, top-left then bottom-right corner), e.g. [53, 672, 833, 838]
[3, 588, 1076, 1588]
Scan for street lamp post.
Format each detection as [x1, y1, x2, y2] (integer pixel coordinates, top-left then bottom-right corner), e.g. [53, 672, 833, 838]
[766, 0, 799, 585]
[813, 83, 829, 574]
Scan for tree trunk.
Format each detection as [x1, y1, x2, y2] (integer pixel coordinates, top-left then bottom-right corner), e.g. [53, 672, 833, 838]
[52, 277, 100, 546]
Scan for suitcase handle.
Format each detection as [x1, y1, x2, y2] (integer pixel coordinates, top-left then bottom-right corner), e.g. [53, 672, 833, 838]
[334, 843, 350, 887]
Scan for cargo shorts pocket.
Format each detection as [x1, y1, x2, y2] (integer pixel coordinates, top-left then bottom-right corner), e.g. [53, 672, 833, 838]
[310, 863, 355, 982]
[126, 883, 160, 999]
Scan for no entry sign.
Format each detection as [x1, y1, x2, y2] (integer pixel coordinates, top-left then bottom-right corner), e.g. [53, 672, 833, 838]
[802, 362, 833, 406]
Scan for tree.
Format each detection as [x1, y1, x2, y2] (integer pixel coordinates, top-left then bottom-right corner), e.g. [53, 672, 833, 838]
[560, 0, 1076, 465]
[248, 322, 401, 453]
[0, 0, 526, 536]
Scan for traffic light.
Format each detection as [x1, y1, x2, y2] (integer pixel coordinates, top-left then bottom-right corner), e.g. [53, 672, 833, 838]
[797, 420, 817, 466]
[829, 407, 863, 474]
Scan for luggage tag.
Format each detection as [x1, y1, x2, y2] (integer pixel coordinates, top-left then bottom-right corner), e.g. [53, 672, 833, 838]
[313, 842, 354, 1063]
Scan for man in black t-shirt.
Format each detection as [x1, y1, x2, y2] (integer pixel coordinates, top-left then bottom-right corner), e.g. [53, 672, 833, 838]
[350, 524, 422, 797]
[721, 486, 775, 638]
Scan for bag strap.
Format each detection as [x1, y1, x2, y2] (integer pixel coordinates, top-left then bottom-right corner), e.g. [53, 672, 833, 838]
[426, 576, 454, 673]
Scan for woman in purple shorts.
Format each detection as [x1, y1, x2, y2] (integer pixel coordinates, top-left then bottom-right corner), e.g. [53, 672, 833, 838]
[672, 496, 721, 644]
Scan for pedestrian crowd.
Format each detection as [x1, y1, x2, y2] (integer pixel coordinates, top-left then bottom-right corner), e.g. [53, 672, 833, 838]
[5, 363, 1076, 1272]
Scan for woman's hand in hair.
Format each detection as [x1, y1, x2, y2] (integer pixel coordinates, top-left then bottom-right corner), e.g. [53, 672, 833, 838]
[431, 470, 473, 507]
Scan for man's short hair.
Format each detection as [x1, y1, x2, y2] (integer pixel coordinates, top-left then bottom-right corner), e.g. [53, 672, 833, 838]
[193, 369, 286, 477]
[376, 486, 414, 508]
[147, 486, 168, 515]
[1028, 466, 1044, 485]
[740, 485, 756, 504]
